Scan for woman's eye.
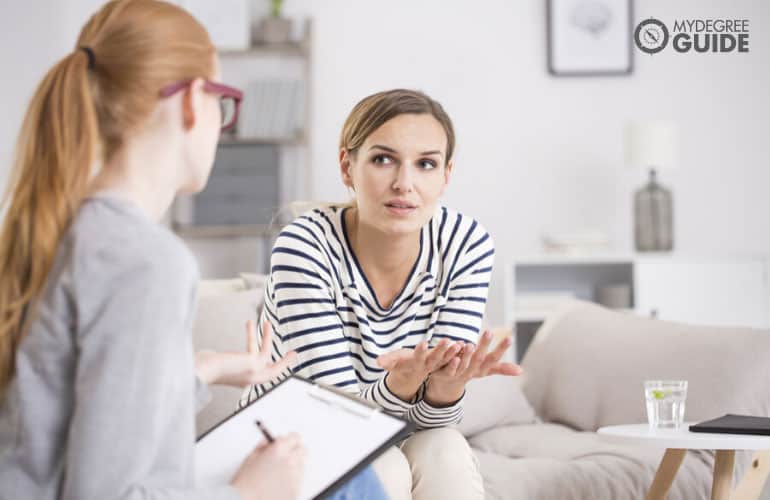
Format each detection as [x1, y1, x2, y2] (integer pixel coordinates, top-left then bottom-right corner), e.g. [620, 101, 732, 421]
[419, 160, 437, 170]
[372, 155, 394, 165]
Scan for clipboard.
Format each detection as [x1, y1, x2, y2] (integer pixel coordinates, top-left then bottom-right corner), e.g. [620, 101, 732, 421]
[195, 375, 414, 499]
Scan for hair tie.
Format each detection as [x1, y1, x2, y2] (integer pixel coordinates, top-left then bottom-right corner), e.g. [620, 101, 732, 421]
[79, 46, 96, 70]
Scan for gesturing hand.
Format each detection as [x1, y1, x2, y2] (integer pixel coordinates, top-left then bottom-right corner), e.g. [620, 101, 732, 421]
[196, 320, 297, 388]
[425, 330, 523, 406]
[376, 339, 462, 402]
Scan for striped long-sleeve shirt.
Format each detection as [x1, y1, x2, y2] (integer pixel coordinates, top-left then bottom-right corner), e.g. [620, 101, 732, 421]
[244, 205, 494, 429]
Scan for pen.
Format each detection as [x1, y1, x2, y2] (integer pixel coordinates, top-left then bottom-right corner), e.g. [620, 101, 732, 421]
[254, 419, 275, 443]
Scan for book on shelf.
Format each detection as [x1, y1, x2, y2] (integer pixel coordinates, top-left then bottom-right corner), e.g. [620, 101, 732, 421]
[237, 78, 305, 141]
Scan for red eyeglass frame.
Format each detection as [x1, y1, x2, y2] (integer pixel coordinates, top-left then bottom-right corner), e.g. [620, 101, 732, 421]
[159, 79, 244, 131]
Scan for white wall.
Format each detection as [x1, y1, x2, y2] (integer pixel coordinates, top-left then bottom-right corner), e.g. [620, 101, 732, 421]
[1, 0, 768, 323]
[0, 1, 67, 178]
[284, 0, 770, 323]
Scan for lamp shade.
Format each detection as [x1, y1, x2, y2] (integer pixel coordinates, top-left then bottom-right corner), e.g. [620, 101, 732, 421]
[624, 121, 679, 170]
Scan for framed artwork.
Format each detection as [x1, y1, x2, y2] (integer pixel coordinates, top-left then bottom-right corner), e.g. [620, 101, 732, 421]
[547, 0, 634, 76]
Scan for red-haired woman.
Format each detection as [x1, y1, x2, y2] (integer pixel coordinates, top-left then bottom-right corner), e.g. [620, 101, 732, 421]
[0, 2, 386, 499]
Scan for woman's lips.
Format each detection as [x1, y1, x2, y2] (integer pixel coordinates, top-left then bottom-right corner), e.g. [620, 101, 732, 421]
[384, 201, 417, 217]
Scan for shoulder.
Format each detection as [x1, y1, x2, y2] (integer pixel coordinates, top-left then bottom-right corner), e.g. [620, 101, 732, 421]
[290, 204, 344, 240]
[272, 204, 345, 262]
[68, 197, 198, 293]
[431, 206, 494, 256]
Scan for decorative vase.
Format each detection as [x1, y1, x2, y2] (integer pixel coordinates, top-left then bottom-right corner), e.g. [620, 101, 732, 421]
[258, 17, 292, 44]
[634, 169, 673, 252]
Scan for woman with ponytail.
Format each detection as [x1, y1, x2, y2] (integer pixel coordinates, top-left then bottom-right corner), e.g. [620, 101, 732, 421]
[0, 1, 386, 499]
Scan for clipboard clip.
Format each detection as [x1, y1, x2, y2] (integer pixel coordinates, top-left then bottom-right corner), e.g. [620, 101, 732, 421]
[307, 383, 380, 419]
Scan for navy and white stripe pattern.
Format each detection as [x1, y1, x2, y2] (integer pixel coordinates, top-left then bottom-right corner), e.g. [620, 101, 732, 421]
[243, 205, 494, 429]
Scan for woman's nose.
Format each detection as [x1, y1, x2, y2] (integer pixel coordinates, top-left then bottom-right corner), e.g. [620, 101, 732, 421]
[391, 165, 414, 193]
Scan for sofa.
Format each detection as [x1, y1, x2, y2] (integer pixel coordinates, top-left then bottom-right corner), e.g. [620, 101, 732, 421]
[459, 301, 770, 500]
[192, 277, 770, 499]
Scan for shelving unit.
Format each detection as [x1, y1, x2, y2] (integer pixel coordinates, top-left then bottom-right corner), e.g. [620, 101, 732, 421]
[171, 19, 313, 277]
[219, 43, 307, 58]
[505, 254, 770, 361]
[217, 135, 305, 147]
[173, 224, 274, 239]
[507, 255, 635, 324]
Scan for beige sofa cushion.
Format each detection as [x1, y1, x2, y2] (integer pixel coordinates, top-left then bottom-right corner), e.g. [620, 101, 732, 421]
[521, 301, 770, 432]
[470, 423, 749, 500]
[456, 375, 537, 438]
[471, 424, 716, 500]
[456, 330, 538, 438]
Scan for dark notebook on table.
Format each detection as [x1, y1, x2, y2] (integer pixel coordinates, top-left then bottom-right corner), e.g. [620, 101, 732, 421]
[690, 414, 770, 436]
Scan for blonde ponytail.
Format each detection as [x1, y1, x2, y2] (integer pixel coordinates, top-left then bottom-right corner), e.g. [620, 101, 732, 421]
[0, 50, 98, 392]
[0, 0, 215, 395]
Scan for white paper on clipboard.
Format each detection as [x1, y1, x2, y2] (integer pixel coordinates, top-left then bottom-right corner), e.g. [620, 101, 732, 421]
[195, 376, 411, 500]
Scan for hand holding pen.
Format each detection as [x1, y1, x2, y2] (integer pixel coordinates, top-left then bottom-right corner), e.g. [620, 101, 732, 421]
[255, 419, 275, 442]
[230, 420, 306, 500]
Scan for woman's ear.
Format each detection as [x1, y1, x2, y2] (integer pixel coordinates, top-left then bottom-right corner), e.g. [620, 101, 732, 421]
[182, 78, 205, 130]
[339, 148, 354, 188]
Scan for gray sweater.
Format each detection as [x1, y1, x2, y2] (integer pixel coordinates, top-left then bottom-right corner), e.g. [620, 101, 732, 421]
[0, 194, 240, 500]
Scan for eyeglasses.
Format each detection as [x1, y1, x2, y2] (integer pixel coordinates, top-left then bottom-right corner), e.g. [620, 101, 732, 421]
[159, 79, 243, 132]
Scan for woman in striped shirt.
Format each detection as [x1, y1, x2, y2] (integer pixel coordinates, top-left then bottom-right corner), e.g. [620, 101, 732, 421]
[250, 89, 522, 499]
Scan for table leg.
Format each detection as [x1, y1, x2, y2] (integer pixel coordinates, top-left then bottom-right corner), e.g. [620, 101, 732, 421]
[711, 449, 736, 500]
[646, 448, 687, 500]
[732, 450, 770, 500]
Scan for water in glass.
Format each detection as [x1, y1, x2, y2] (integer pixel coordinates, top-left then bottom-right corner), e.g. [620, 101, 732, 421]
[644, 380, 687, 429]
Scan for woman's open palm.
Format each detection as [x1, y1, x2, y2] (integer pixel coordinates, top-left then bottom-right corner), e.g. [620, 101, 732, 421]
[196, 320, 297, 388]
[430, 331, 522, 385]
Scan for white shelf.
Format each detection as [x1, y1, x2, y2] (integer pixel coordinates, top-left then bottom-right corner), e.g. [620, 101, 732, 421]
[507, 253, 770, 362]
[513, 311, 550, 323]
[219, 135, 305, 147]
[508, 254, 770, 328]
[514, 254, 635, 266]
[515, 307, 635, 323]
[219, 42, 307, 58]
[218, 20, 312, 59]
[173, 224, 278, 239]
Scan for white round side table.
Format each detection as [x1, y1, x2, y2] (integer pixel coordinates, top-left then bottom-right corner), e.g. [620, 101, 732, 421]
[598, 424, 770, 500]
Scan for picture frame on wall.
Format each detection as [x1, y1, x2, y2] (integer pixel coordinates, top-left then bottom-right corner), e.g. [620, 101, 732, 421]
[547, 0, 634, 76]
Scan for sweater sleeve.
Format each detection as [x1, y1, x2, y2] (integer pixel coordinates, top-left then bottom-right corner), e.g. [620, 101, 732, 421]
[63, 251, 240, 500]
[195, 376, 213, 412]
[242, 228, 416, 418]
[407, 221, 495, 428]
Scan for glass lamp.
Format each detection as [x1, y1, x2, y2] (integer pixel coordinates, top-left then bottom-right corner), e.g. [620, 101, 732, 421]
[625, 121, 679, 252]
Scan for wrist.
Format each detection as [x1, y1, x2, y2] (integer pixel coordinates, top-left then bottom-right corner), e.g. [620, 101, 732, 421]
[424, 379, 465, 407]
[384, 373, 422, 403]
[195, 351, 221, 386]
